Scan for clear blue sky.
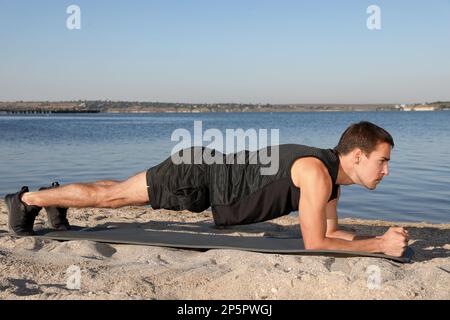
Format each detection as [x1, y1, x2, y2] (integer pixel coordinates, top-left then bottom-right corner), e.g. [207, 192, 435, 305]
[1, 0, 449, 104]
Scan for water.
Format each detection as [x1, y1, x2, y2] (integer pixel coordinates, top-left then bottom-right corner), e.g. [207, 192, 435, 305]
[1, 112, 449, 224]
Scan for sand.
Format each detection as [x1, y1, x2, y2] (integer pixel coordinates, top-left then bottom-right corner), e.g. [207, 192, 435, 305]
[0, 200, 449, 300]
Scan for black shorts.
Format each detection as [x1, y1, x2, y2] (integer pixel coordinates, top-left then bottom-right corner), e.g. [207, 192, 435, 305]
[146, 147, 211, 213]
[145, 146, 291, 227]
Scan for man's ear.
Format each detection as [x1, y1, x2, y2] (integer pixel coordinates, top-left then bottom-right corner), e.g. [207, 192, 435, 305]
[352, 148, 362, 164]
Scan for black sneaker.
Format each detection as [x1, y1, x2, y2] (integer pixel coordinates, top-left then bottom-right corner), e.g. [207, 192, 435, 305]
[39, 182, 71, 231]
[5, 186, 42, 236]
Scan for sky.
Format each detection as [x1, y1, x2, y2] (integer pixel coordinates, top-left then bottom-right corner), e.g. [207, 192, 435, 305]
[0, 0, 449, 104]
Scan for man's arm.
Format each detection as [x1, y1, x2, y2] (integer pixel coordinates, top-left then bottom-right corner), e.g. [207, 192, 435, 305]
[297, 160, 408, 256]
[324, 187, 357, 241]
[324, 188, 377, 241]
[325, 188, 399, 241]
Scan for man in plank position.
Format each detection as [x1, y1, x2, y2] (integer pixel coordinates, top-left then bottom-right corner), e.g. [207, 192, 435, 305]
[5, 121, 409, 256]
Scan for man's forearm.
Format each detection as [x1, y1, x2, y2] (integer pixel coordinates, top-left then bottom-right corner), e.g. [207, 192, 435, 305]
[310, 236, 383, 254]
[327, 230, 378, 241]
[326, 230, 356, 241]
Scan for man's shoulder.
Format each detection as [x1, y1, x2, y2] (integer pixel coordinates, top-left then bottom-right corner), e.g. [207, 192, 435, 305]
[291, 157, 331, 189]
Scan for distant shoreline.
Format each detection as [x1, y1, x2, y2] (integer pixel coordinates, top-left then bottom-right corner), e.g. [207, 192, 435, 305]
[1, 101, 449, 114]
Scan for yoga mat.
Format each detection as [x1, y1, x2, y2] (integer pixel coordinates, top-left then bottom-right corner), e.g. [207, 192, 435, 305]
[28, 224, 414, 263]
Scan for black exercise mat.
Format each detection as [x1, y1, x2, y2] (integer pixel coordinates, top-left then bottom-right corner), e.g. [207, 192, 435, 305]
[27, 224, 414, 263]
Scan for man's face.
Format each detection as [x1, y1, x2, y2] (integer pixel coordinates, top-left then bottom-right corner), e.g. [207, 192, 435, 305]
[355, 142, 391, 190]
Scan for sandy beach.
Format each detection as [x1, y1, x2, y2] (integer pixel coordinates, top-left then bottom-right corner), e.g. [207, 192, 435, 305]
[0, 200, 449, 300]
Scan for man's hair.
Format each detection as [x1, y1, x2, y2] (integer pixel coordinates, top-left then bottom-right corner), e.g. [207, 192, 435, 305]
[334, 121, 394, 155]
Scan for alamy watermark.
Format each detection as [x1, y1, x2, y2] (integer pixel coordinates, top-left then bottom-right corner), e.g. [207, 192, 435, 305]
[66, 265, 81, 290]
[366, 265, 382, 289]
[367, 5, 381, 30]
[66, 5, 81, 30]
[171, 121, 280, 175]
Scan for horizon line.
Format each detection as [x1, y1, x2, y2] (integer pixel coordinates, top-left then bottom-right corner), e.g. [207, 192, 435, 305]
[2, 100, 449, 105]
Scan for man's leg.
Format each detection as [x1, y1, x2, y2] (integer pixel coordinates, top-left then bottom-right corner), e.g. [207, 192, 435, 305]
[21, 171, 149, 209]
[93, 179, 122, 186]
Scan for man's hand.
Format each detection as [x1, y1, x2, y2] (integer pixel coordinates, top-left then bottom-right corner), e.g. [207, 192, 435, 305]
[378, 227, 409, 257]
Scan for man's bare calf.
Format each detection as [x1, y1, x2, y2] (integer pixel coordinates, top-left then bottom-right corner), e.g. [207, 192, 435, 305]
[21, 171, 150, 209]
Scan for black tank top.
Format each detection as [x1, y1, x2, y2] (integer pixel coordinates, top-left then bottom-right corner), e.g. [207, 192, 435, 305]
[209, 144, 340, 226]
